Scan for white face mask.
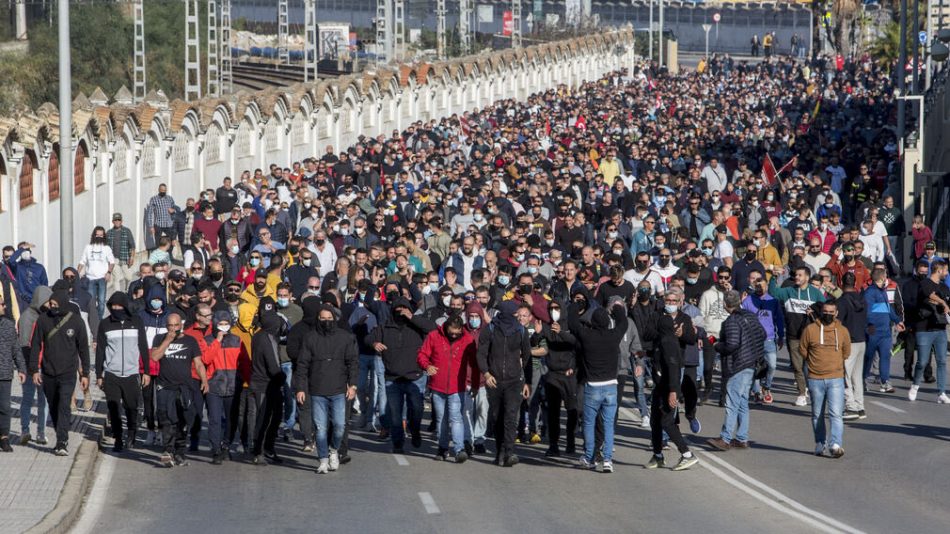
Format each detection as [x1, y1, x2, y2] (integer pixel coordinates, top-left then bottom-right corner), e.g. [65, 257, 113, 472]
[230, 245, 240, 255]
[302, 259, 312, 268]
[442, 295, 452, 307]
[550, 310, 561, 322]
[217, 324, 230, 333]
[20, 251, 32, 262]
[154, 271, 166, 280]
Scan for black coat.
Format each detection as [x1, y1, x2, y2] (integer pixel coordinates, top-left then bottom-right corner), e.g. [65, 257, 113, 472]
[568, 304, 629, 383]
[715, 309, 766, 378]
[250, 331, 285, 392]
[476, 325, 531, 385]
[367, 315, 436, 381]
[293, 325, 358, 396]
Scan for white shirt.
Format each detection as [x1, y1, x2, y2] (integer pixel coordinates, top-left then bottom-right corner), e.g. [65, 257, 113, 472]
[859, 233, 885, 262]
[714, 240, 734, 263]
[78, 244, 115, 280]
[623, 269, 665, 295]
[310, 243, 338, 277]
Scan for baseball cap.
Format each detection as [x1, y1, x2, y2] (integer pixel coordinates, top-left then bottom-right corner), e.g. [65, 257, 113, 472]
[112, 212, 123, 221]
[168, 270, 186, 282]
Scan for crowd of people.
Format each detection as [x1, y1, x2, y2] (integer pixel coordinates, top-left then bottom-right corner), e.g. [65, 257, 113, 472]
[0, 52, 945, 474]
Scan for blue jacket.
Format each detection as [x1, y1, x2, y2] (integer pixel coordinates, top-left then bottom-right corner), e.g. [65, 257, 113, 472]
[9, 248, 48, 309]
[864, 284, 901, 333]
[631, 229, 655, 256]
[440, 252, 485, 283]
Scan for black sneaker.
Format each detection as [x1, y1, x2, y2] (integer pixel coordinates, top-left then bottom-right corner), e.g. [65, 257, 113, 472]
[857, 410, 867, 420]
[474, 443, 487, 455]
[112, 441, 124, 453]
[392, 445, 405, 454]
[545, 446, 561, 458]
[842, 410, 861, 421]
[565, 443, 576, 455]
[188, 440, 199, 452]
[125, 432, 137, 450]
[455, 451, 469, 464]
[464, 441, 474, 457]
[211, 450, 224, 465]
[411, 433, 422, 449]
[503, 454, 520, 467]
[434, 447, 448, 461]
[0, 437, 13, 453]
[173, 454, 189, 466]
[339, 453, 352, 465]
[264, 450, 284, 464]
[53, 444, 69, 457]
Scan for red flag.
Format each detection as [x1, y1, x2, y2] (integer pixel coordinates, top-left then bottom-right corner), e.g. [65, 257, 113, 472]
[574, 115, 586, 131]
[459, 116, 471, 137]
[777, 155, 797, 178]
[761, 154, 778, 186]
[544, 119, 551, 137]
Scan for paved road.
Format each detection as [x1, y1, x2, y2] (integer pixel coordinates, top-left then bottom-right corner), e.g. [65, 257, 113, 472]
[73, 353, 950, 534]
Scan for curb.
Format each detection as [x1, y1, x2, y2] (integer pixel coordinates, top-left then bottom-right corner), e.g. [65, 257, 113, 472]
[23, 439, 100, 534]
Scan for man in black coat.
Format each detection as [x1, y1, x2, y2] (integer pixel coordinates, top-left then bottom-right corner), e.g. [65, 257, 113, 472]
[249, 299, 287, 465]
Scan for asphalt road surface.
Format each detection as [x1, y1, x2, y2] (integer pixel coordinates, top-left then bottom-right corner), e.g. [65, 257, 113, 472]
[73, 352, 950, 534]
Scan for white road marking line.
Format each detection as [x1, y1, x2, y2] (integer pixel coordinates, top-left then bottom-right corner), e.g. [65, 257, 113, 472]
[868, 400, 906, 414]
[698, 451, 866, 534]
[393, 454, 409, 466]
[619, 407, 641, 422]
[418, 491, 441, 514]
[71, 450, 116, 534]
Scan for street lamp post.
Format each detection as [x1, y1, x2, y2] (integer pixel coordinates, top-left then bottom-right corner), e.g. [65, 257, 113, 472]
[59, 0, 73, 270]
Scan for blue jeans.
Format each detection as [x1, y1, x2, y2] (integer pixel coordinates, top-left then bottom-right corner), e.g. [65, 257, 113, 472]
[357, 354, 378, 426]
[89, 277, 106, 319]
[465, 387, 488, 444]
[632, 359, 649, 417]
[914, 330, 948, 394]
[864, 333, 893, 383]
[582, 383, 618, 462]
[21, 378, 49, 437]
[385, 375, 426, 447]
[721, 368, 754, 443]
[752, 339, 778, 393]
[311, 394, 346, 459]
[280, 362, 296, 430]
[807, 378, 845, 449]
[431, 391, 465, 453]
[374, 356, 388, 428]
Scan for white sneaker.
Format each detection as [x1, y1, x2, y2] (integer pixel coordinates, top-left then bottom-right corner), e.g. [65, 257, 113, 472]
[640, 415, 651, 429]
[814, 443, 825, 456]
[601, 460, 614, 473]
[937, 393, 950, 404]
[578, 456, 596, 470]
[316, 458, 329, 474]
[328, 451, 340, 471]
[908, 385, 919, 402]
[144, 431, 155, 446]
[795, 395, 808, 407]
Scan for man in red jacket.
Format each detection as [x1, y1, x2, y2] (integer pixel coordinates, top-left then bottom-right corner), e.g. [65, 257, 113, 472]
[417, 313, 479, 463]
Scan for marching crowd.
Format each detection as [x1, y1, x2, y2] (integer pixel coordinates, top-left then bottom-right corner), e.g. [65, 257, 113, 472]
[0, 52, 945, 475]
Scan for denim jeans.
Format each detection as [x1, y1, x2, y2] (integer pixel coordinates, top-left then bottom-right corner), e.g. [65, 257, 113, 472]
[914, 330, 948, 394]
[357, 354, 377, 426]
[20, 378, 49, 437]
[205, 393, 233, 451]
[864, 334, 893, 383]
[582, 383, 618, 462]
[88, 277, 107, 319]
[752, 340, 778, 393]
[312, 394, 346, 459]
[385, 375, 426, 448]
[374, 356, 389, 429]
[807, 377, 845, 449]
[432, 391, 465, 453]
[721, 368, 754, 443]
[280, 362, 296, 430]
[464, 387, 488, 444]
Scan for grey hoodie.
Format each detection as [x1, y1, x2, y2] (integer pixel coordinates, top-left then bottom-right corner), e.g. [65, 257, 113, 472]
[18, 286, 52, 356]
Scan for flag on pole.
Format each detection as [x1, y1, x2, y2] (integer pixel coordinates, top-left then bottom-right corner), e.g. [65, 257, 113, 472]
[777, 155, 797, 178]
[761, 153, 778, 186]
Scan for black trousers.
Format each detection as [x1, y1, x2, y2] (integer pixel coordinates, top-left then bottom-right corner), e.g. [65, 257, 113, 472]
[701, 343, 716, 399]
[904, 330, 934, 380]
[142, 378, 157, 431]
[251, 381, 283, 455]
[157, 386, 196, 456]
[650, 388, 689, 456]
[594, 375, 626, 452]
[0, 380, 11, 437]
[337, 397, 353, 456]
[229, 385, 253, 449]
[545, 373, 576, 450]
[42, 373, 76, 447]
[103, 373, 140, 447]
[298, 391, 314, 444]
[205, 393, 233, 451]
[488, 380, 524, 459]
[682, 367, 700, 420]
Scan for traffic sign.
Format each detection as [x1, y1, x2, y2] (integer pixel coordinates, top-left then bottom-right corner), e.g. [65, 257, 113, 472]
[713, 13, 721, 23]
[702, 24, 712, 33]
[919, 30, 928, 45]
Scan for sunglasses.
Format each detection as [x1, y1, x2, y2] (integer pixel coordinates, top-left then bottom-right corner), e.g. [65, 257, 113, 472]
[308, 286, 320, 290]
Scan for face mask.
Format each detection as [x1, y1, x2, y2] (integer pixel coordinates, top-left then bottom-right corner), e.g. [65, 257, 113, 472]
[442, 295, 452, 307]
[635, 260, 647, 271]
[843, 255, 853, 263]
[250, 258, 261, 267]
[154, 271, 166, 280]
[664, 304, 678, 314]
[686, 277, 698, 285]
[608, 231, 618, 240]
[820, 313, 835, 325]
[20, 251, 32, 262]
[527, 266, 539, 275]
[755, 184, 763, 190]
[516, 253, 526, 262]
[702, 247, 713, 256]
[230, 245, 240, 255]
[766, 195, 775, 201]
[659, 259, 670, 267]
[550, 310, 561, 322]
[498, 275, 510, 286]
[745, 252, 756, 262]
[217, 324, 231, 333]
[545, 239, 555, 247]
[288, 246, 300, 255]
[277, 297, 290, 308]
[210, 271, 224, 281]
[191, 273, 202, 280]
[355, 227, 365, 235]
[637, 287, 651, 300]
[150, 299, 163, 311]
[474, 213, 484, 222]
[520, 284, 534, 295]
[318, 319, 335, 332]
[468, 316, 482, 329]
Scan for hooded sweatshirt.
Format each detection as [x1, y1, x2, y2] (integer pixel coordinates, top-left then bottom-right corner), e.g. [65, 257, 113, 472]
[768, 277, 826, 340]
[95, 292, 149, 378]
[139, 284, 170, 375]
[18, 286, 52, 360]
[836, 289, 867, 343]
[293, 306, 359, 396]
[29, 290, 91, 377]
[569, 302, 629, 384]
[476, 301, 532, 385]
[369, 298, 437, 381]
[250, 311, 286, 392]
[799, 318, 852, 380]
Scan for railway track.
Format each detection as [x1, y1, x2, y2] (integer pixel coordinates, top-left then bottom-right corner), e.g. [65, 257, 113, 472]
[232, 62, 348, 91]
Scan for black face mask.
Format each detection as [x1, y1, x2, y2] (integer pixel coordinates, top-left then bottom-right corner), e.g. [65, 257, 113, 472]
[315, 239, 326, 246]
[820, 313, 835, 325]
[575, 299, 588, 313]
[110, 307, 129, 320]
[225, 293, 240, 303]
[318, 319, 335, 333]
[288, 246, 300, 255]
[744, 252, 756, 262]
[209, 271, 224, 282]
[387, 291, 399, 301]
[48, 306, 64, 317]
[635, 261, 647, 271]
[843, 255, 853, 263]
[519, 284, 533, 295]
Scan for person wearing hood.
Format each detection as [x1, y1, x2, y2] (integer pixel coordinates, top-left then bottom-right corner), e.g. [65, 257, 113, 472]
[275, 283, 303, 442]
[294, 304, 358, 474]
[248, 298, 288, 464]
[538, 299, 578, 457]
[202, 311, 247, 465]
[286, 296, 323, 452]
[368, 297, 436, 454]
[29, 290, 91, 456]
[800, 299, 852, 458]
[835, 273, 868, 421]
[9, 244, 48, 311]
[95, 292, 149, 452]
[476, 300, 532, 467]
[462, 300, 490, 455]
[568, 294, 628, 473]
[0, 292, 27, 452]
[17, 286, 51, 446]
[139, 283, 170, 445]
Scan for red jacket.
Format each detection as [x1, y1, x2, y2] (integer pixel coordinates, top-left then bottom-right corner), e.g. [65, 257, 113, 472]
[417, 326, 478, 395]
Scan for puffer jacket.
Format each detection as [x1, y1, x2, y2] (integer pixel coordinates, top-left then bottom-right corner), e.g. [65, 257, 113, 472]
[0, 315, 26, 379]
[417, 326, 478, 395]
[716, 309, 767, 378]
[476, 325, 532, 385]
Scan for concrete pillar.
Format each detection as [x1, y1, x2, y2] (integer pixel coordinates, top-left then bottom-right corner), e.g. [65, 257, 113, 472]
[15, 0, 27, 41]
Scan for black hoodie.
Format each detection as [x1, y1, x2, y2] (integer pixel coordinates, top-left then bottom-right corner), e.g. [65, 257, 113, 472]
[293, 307, 359, 396]
[29, 290, 91, 377]
[836, 289, 868, 343]
[250, 311, 286, 392]
[366, 298, 437, 381]
[287, 296, 322, 364]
